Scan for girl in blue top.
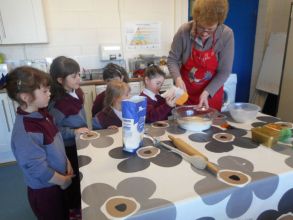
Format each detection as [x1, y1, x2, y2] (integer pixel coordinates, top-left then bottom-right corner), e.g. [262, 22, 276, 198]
[49, 56, 88, 218]
[1, 66, 73, 220]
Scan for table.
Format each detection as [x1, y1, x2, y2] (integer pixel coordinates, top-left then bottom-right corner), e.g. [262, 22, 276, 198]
[76, 113, 293, 220]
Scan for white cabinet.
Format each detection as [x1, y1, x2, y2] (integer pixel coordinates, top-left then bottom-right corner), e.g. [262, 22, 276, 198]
[129, 82, 141, 96]
[96, 84, 107, 95]
[0, 92, 16, 163]
[0, 0, 48, 44]
[96, 82, 142, 97]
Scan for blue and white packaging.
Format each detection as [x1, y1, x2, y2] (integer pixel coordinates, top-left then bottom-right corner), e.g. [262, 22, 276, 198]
[122, 96, 147, 153]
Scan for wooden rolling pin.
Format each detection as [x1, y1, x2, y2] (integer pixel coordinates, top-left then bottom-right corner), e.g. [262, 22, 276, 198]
[168, 135, 219, 175]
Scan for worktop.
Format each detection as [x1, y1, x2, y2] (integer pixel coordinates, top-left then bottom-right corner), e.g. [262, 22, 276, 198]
[76, 113, 293, 219]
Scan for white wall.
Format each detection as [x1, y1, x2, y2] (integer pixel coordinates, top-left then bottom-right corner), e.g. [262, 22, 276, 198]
[0, 0, 188, 69]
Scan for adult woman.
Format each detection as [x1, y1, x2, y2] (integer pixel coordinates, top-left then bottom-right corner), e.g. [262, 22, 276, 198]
[167, 0, 234, 111]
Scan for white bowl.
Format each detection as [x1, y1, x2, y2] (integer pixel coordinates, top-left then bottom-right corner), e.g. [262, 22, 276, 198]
[228, 102, 260, 123]
[172, 105, 217, 131]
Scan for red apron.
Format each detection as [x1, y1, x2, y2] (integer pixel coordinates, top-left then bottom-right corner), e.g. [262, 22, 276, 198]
[180, 35, 224, 111]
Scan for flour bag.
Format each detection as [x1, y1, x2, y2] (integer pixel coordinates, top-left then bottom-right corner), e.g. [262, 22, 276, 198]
[122, 96, 147, 152]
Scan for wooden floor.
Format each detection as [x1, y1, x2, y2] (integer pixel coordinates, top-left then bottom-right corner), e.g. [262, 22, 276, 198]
[0, 163, 36, 220]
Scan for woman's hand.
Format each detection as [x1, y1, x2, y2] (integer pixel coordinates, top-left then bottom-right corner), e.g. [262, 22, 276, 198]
[198, 90, 210, 109]
[175, 77, 187, 92]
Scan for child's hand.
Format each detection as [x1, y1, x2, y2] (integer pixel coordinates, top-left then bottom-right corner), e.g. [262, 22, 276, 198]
[67, 159, 74, 175]
[49, 172, 75, 189]
[60, 174, 74, 190]
[74, 127, 89, 135]
[166, 94, 176, 107]
[107, 125, 119, 130]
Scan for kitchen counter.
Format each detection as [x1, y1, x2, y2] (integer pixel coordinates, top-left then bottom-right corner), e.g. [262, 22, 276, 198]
[80, 77, 142, 86]
[80, 76, 173, 86]
[76, 113, 293, 220]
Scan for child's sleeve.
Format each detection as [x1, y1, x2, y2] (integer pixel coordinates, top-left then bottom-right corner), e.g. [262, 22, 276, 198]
[49, 107, 75, 140]
[146, 100, 173, 123]
[92, 115, 103, 130]
[12, 132, 55, 183]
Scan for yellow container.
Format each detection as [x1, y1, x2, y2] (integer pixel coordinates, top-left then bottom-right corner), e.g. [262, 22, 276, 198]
[251, 127, 280, 147]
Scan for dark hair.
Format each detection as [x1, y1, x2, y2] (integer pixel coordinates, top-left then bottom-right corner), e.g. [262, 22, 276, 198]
[104, 80, 130, 108]
[143, 64, 166, 82]
[103, 63, 129, 83]
[5, 66, 51, 107]
[49, 56, 80, 99]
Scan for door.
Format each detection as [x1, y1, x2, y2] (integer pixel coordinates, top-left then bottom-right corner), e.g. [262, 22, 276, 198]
[277, 3, 293, 122]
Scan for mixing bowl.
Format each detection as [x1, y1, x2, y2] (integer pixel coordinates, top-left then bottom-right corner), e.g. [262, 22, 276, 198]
[172, 105, 217, 131]
[228, 102, 261, 123]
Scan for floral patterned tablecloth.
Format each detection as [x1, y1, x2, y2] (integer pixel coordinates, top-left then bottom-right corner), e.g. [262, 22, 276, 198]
[76, 113, 293, 220]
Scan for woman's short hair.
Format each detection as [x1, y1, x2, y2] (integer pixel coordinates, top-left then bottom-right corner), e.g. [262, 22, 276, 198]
[192, 0, 229, 26]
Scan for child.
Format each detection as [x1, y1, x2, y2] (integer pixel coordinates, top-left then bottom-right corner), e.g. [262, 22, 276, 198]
[1, 66, 73, 220]
[140, 65, 176, 123]
[49, 56, 88, 218]
[92, 80, 130, 129]
[92, 63, 129, 116]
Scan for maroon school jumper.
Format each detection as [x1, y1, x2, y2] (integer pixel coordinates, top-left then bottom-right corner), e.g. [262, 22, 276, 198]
[92, 91, 105, 117]
[140, 92, 173, 123]
[96, 106, 122, 129]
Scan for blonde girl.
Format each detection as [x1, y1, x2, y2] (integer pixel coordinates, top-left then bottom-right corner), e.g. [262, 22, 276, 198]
[93, 80, 130, 129]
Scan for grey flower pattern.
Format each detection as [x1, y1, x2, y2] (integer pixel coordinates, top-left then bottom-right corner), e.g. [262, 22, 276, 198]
[272, 144, 293, 168]
[81, 177, 177, 220]
[193, 156, 279, 218]
[78, 155, 92, 181]
[109, 137, 182, 173]
[189, 126, 259, 153]
[145, 120, 186, 138]
[76, 129, 115, 150]
[251, 115, 281, 128]
[257, 188, 293, 220]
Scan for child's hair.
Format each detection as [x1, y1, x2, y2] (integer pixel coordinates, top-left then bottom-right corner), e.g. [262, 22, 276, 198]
[4, 66, 51, 107]
[103, 80, 130, 108]
[143, 64, 166, 83]
[49, 56, 80, 99]
[103, 63, 129, 83]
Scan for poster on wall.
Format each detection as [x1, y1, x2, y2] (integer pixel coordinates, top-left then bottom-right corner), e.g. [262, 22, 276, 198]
[125, 22, 161, 50]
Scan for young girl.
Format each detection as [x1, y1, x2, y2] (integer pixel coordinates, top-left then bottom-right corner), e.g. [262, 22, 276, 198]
[2, 66, 73, 220]
[49, 56, 88, 218]
[140, 65, 176, 123]
[92, 80, 130, 129]
[91, 63, 129, 117]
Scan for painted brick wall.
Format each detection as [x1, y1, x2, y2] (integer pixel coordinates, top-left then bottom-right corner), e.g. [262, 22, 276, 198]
[0, 0, 188, 69]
